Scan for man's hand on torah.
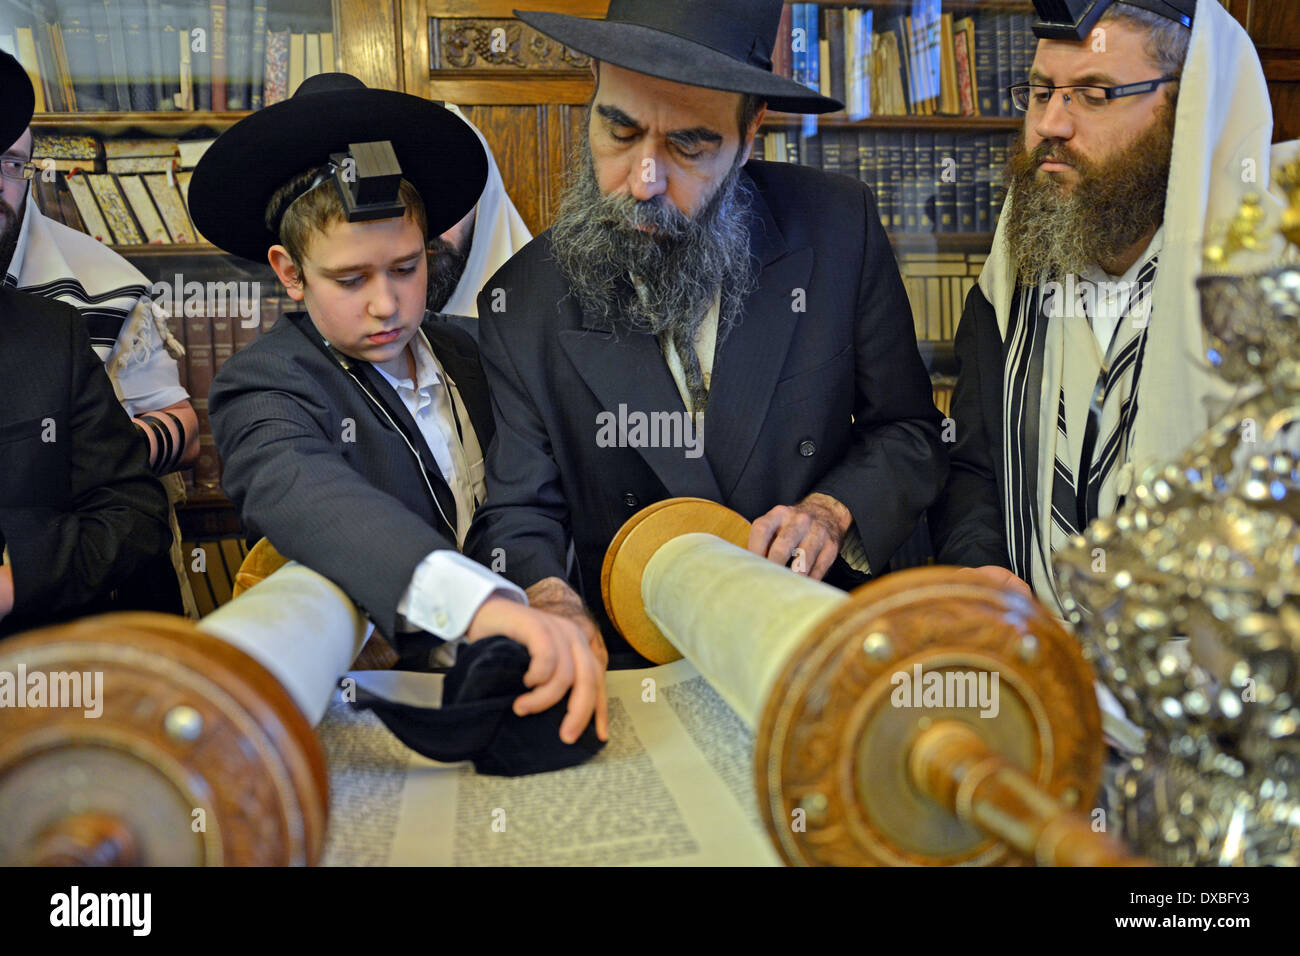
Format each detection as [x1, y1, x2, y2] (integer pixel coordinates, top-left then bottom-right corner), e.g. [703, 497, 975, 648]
[955, 565, 1035, 601]
[467, 587, 609, 745]
[748, 492, 853, 580]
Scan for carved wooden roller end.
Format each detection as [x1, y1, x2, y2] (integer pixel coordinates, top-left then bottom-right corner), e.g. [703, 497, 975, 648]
[0, 613, 329, 866]
[603, 497, 1145, 866]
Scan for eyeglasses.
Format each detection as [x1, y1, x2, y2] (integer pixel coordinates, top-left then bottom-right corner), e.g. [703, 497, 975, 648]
[0, 157, 36, 182]
[1010, 77, 1180, 116]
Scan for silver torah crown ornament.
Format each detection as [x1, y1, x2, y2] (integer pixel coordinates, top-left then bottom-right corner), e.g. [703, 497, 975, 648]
[1054, 253, 1300, 866]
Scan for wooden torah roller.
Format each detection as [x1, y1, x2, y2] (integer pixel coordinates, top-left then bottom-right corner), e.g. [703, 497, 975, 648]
[602, 497, 1142, 866]
[0, 565, 370, 865]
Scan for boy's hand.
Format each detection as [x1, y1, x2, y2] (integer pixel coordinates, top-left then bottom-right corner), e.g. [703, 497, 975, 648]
[525, 577, 604, 650]
[467, 594, 609, 745]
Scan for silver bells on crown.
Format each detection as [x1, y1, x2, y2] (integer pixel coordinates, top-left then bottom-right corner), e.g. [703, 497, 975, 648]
[1053, 205, 1300, 864]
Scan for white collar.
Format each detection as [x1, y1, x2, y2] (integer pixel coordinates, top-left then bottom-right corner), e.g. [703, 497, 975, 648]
[374, 329, 443, 391]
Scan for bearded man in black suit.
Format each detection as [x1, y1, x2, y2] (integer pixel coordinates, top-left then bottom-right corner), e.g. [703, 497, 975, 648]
[465, 0, 949, 666]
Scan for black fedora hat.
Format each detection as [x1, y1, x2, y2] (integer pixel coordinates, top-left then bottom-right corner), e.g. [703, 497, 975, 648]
[188, 73, 488, 263]
[515, 0, 843, 114]
[1, 51, 36, 152]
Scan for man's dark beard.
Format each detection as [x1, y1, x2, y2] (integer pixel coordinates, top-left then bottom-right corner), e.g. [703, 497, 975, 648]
[1005, 101, 1176, 285]
[426, 224, 472, 313]
[0, 197, 21, 277]
[549, 135, 757, 415]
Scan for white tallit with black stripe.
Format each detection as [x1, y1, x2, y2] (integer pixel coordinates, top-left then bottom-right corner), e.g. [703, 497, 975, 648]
[980, 0, 1299, 617]
[2, 180, 182, 395]
[1001, 243, 1159, 613]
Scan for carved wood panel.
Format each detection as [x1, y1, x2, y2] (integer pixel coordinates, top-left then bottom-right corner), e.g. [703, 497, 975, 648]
[451, 103, 590, 236]
[431, 19, 592, 71]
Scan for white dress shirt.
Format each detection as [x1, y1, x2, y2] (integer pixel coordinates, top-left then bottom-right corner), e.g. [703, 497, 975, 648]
[374, 330, 524, 651]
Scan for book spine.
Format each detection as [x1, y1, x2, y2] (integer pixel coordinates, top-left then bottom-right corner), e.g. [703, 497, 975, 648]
[1014, 14, 1034, 88]
[185, 313, 219, 490]
[55, 172, 86, 232]
[791, 4, 804, 89]
[954, 28, 975, 117]
[826, 8, 845, 108]
[87, 173, 143, 245]
[774, 3, 792, 79]
[995, 15, 1011, 117]
[871, 131, 890, 232]
[225, 0, 250, 109]
[902, 130, 917, 232]
[209, 0, 228, 111]
[975, 15, 996, 117]
[65, 171, 110, 241]
[975, 135, 992, 234]
[807, 5, 819, 94]
[822, 128, 840, 177]
[249, 0, 267, 108]
[956, 135, 976, 233]
[31, 22, 64, 112]
[934, 133, 956, 234]
[53, 4, 101, 110]
[119, 174, 169, 243]
[104, 1, 132, 110]
[192, 0, 211, 110]
[916, 131, 935, 233]
[886, 132, 903, 231]
[263, 29, 287, 105]
[145, 0, 170, 109]
[122, 1, 154, 109]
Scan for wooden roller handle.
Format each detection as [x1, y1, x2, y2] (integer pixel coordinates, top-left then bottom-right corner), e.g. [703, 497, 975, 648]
[27, 814, 140, 867]
[909, 720, 1146, 867]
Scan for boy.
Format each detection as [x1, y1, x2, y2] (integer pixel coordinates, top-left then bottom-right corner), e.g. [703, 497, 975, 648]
[191, 73, 606, 746]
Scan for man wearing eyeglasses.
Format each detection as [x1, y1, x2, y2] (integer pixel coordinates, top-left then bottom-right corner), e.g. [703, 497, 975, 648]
[1, 51, 196, 615]
[930, 0, 1296, 615]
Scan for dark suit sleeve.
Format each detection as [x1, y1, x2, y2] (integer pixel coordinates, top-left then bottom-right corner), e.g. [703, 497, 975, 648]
[928, 284, 1013, 568]
[210, 348, 456, 640]
[3, 316, 172, 617]
[462, 292, 571, 591]
[810, 183, 949, 572]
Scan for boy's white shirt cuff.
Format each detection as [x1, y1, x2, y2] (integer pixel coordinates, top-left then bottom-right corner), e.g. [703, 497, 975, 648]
[396, 550, 527, 639]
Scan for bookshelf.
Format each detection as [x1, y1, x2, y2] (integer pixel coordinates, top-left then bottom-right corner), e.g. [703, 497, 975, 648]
[1, 0, 393, 534]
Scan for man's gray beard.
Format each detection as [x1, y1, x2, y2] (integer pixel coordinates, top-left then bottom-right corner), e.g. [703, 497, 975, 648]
[549, 136, 757, 414]
[0, 197, 21, 277]
[1004, 103, 1175, 286]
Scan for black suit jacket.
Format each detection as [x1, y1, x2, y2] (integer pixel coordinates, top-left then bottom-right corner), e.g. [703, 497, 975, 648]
[209, 311, 495, 641]
[464, 160, 949, 662]
[928, 283, 1016, 569]
[0, 288, 174, 637]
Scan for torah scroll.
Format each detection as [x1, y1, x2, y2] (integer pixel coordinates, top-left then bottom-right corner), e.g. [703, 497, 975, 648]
[602, 497, 1143, 866]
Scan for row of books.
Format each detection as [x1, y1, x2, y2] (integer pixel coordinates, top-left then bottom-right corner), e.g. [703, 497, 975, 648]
[756, 129, 1015, 234]
[773, 4, 1037, 118]
[177, 291, 295, 492]
[899, 251, 986, 342]
[0, 1, 334, 114]
[31, 136, 214, 245]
